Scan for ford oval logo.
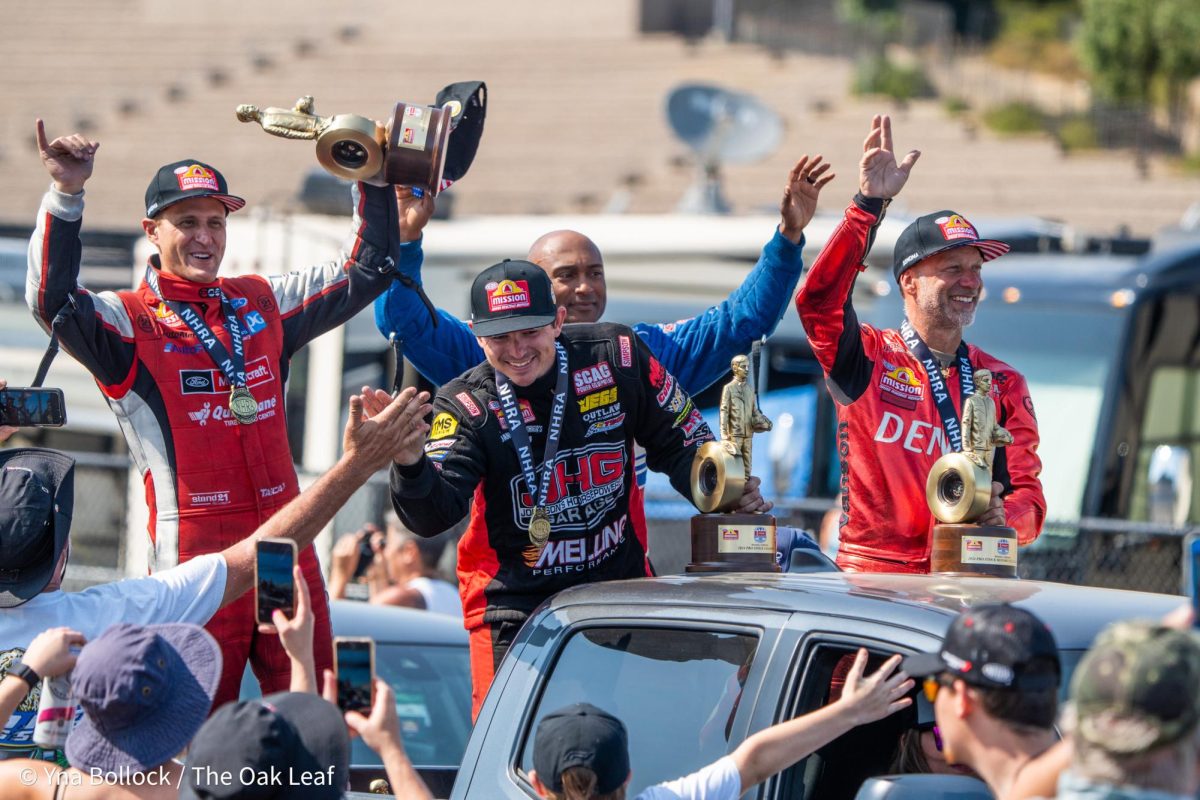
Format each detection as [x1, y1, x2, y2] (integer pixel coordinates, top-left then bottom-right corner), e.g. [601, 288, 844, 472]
[185, 376, 209, 388]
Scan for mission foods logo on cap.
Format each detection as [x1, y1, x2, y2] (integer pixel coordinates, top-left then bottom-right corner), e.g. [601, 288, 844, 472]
[935, 214, 978, 242]
[175, 164, 221, 193]
[487, 280, 531, 313]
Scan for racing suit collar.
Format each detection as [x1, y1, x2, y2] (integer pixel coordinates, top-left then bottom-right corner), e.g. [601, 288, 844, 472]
[145, 256, 223, 302]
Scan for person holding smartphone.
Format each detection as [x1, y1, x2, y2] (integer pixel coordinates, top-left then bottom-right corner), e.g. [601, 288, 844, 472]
[0, 387, 430, 762]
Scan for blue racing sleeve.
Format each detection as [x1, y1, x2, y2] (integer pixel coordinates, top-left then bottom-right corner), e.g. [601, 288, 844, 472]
[634, 229, 804, 395]
[372, 235, 486, 385]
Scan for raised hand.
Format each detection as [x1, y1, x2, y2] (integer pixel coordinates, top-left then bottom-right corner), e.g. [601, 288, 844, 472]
[35, 119, 99, 195]
[779, 155, 835, 243]
[395, 186, 436, 243]
[343, 386, 432, 474]
[837, 649, 914, 726]
[859, 114, 920, 200]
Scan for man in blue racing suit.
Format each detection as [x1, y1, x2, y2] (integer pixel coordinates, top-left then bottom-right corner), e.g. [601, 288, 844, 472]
[374, 157, 835, 399]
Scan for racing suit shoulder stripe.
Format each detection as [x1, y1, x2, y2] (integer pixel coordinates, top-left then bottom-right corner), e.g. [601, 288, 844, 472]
[458, 484, 498, 629]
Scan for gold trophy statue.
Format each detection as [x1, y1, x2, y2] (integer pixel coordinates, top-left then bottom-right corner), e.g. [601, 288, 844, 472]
[687, 351, 779, 573]
[236, 95, 452, 193]
[927, 369, 1019, 577]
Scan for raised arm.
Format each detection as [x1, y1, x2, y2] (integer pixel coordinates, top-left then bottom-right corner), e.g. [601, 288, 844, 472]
[27, 120, 138, 389]
[218, 387, 432, 607]
[638, 156, 833, 395]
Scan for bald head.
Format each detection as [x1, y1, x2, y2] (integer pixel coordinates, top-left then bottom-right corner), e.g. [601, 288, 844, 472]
[527, 230, 606, 323]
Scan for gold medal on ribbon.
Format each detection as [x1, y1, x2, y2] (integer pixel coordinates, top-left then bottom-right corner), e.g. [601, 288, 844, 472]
[229, 385, 258, 425]
[528, 506, 552, 549]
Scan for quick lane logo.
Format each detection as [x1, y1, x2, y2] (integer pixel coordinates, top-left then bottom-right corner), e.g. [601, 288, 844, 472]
[188, 396, 278, 427]
[573, 362, 614, 396]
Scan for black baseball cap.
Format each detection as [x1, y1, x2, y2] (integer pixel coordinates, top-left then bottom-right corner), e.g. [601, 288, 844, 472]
[0, 448, 74, 608]
[892, 210, 1010, 282]
[902, 603, 1061, 691]
[470, 259, 557, 338]
[180, 691, 348, 799]
[533, 703, 630, 795]
[144, 159, 245, 218]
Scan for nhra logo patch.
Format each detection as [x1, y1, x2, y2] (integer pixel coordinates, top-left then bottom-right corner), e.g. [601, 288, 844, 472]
[753, 527, 768, 544]
[935, 214, 978, 242]
[486, 280, 531, 313]
[573, 362, 614, 396]
[879, 361, 924, 410]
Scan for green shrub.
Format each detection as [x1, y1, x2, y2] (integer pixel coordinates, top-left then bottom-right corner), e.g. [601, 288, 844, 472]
[943, 96, 970, 116]
[852, 57, 935, 102]
[982, 102, 1045, 135]
[1055, 115, 1099, 151]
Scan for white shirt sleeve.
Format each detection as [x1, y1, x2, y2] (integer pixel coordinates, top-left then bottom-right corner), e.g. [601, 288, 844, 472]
[80, 553, 228, 629]
[636, 756, 742, 800]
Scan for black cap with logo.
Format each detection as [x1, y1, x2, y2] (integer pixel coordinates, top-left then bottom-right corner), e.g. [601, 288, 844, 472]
[469, 259, 557, 338]
[0, 448, 75, 608]
[145, 159, 246, 218]
[892, 210, 1010, 282]
[902, 603, 1061, 691]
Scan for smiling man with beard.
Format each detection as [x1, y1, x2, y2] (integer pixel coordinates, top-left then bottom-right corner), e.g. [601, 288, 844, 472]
[793, 115, 1044, 574]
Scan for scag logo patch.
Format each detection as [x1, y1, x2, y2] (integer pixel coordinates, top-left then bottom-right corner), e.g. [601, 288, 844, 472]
[486, 280, 531, 313]
[573, 362, 614, 396]
[431, 413, 458, 439]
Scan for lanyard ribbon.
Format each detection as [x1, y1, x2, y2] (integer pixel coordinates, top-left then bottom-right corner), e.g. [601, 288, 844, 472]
[899, 318, 974, 452]
[495, 341, 568, 514]
[146, 267, 248, 389]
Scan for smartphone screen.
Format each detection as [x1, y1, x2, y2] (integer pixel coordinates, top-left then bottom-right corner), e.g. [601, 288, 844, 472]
[1187, 534, 1200, 628]
[335, 637, 375, 713]
[0, 388, 67, 427]
[255, 539, 296, 625]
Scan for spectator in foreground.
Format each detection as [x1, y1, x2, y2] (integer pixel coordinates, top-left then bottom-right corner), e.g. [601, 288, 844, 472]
[902, 603, 1061, 799]
[0, 622, 220, 798]
[528, 648, 911, 800]
[1056, 620, 1200, 800]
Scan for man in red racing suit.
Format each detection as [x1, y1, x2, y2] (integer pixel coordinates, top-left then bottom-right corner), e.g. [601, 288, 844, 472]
[794, 115, 1044, 573]
[26, 122, 400, 705]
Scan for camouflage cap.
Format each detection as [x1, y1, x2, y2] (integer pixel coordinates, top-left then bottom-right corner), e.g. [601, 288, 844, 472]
[1070, 621, 1200, 755]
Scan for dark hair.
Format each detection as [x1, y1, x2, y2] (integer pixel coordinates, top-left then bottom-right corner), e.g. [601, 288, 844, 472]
[544, 767, 626, 800]
[889, 728, 932, 774]
[976, 658, 1059, 730]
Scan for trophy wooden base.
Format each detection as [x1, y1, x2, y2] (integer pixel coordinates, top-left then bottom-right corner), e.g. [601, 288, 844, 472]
[686, 514, 780, 574]
[931, 523, 1018, 578]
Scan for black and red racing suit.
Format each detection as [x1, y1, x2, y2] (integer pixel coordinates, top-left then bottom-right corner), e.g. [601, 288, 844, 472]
[27, 181, 399, 706]
[794, 196, 1045, 573]
[389, 322, 714, 716]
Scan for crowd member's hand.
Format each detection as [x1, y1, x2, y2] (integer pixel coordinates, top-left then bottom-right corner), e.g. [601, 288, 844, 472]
[329, 532, 363, 598]
[396, 186, 436, 243]
[977, 481, 1006, 527]
[259, 565, 316, 693]
[1162, 603, 1195, 630]
[36, 119, 98, 195]
[835, 648, 913, 726]
[779, 155, 835, 244]
[859, 114, 919, 200]
[734, 476, 774, 514]
[343, 386, 432, 474]
[21, 627, 86, 678]
[0, 380, 16, 443]
[359, 386, 432, 467]
[345, 679, 403, 753]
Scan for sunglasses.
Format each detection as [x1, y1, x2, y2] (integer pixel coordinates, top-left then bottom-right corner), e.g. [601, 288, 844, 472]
[921, 675, 948, 703]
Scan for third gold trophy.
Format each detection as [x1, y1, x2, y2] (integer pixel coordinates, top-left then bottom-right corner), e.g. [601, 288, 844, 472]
[926, 369, 1018, 577]
[687, 349, 779, 573]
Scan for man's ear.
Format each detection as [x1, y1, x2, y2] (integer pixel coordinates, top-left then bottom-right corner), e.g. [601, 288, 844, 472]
[898, 270, 917, 301]
[553, 305, 568, 331]
[528, 769, 550, 798]
[142, 217, 159, 245]
[953, 679, 975, 719]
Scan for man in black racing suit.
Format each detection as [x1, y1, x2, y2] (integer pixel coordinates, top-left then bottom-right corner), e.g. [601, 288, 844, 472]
[387, 260, 772, 717]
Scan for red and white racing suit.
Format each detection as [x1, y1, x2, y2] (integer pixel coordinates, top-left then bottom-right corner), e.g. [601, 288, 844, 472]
[27, 182, 399, 705]
[794, 196, 1045, 573]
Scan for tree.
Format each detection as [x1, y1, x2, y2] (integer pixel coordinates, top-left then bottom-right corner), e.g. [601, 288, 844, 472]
[1078, 0, 1157, 106]
[1151, 0, 1200, 133]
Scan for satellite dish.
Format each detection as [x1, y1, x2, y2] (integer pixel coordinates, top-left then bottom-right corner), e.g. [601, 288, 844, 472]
[666, 83, 784, 214]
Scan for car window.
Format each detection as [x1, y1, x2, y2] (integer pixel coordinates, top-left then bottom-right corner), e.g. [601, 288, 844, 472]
[517, 625, 759, 796]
